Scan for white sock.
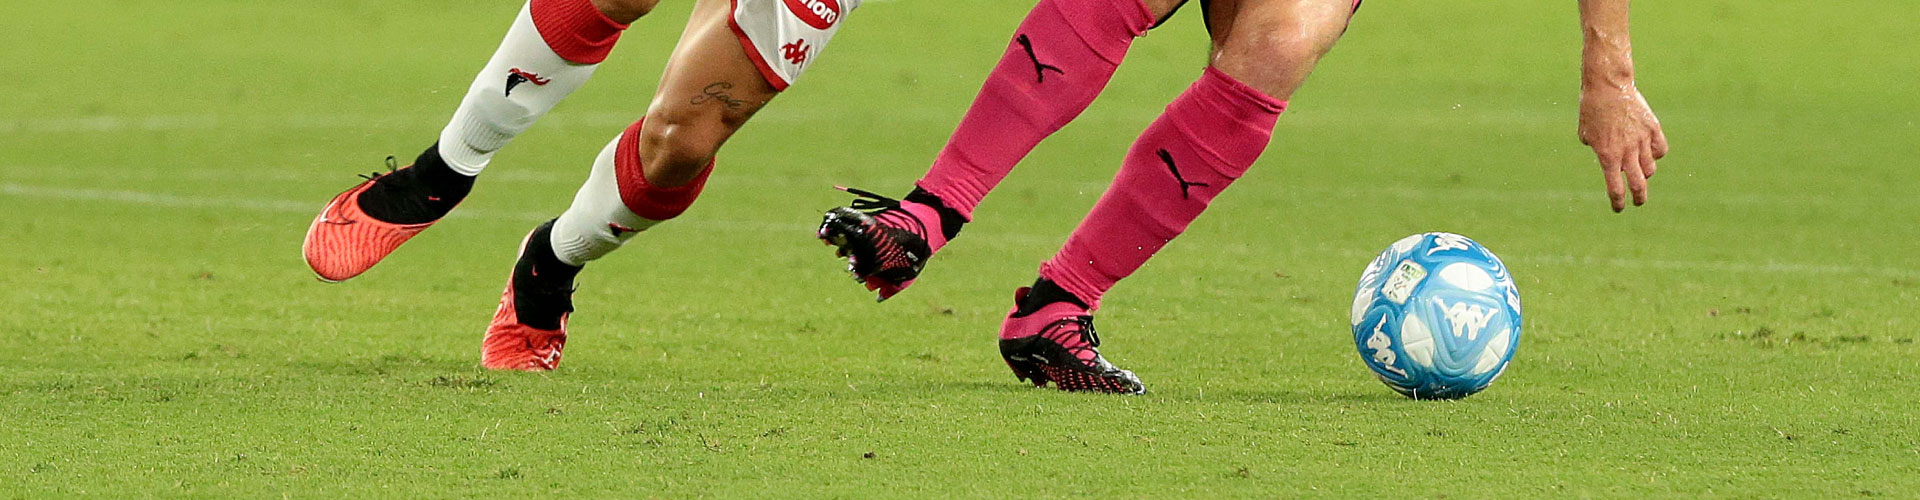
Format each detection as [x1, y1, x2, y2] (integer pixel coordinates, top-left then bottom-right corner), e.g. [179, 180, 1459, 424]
[549, 135, 660, 266]
[437, 2, 616, 175]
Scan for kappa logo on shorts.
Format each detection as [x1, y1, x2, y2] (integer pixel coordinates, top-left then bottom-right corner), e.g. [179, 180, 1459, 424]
[781, 39, 811, 65]
[782, 0, 842, 30]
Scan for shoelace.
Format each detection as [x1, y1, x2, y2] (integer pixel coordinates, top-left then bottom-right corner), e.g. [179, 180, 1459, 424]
[1073, 317, 1102, 348]
[838, 187, 929, 238]
[840, 186, 898, 212]
[358, 156, 400, 182]
[1042, 316, 1101, 349]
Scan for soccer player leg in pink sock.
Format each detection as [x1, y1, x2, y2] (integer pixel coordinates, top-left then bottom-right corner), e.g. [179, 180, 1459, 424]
[915, 0, 1174, 218]
[820, 0, 1183, 300]
[1034, 67, 1283, 310]
[1002, 0, 1362, 392]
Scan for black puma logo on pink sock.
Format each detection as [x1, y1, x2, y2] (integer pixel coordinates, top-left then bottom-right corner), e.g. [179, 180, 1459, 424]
[1158, 149, 1209, 200]
[1016, 35, 1065, 83]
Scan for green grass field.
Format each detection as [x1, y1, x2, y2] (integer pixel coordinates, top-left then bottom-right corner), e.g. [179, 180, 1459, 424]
[5, 0, 1919, 497]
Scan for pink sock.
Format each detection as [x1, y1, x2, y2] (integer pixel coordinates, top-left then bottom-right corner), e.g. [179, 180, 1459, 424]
[1039, 67, 1286, 309]
[914, 0, 1155, 219]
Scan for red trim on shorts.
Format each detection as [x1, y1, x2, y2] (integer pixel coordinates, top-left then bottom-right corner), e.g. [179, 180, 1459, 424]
[725, 0, 792, 91]
[614, 120, 713, 221]
[530, 0, 629, 64]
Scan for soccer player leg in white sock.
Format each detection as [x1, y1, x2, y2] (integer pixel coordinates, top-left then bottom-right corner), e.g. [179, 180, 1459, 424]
[482, 0, 835, 370]
[302, 0, 653, 282]
[437, 0, 652, 174]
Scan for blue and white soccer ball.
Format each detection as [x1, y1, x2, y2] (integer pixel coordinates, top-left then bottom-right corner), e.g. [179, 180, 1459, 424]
[1351, 233, 1521, 399]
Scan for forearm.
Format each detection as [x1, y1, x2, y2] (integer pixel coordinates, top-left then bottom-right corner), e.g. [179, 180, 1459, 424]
[1578, 0, 1636, 91]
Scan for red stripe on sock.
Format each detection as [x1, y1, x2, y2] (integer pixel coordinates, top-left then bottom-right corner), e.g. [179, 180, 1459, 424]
[530, 0, 629, 64]
[614, 120, 711, 221]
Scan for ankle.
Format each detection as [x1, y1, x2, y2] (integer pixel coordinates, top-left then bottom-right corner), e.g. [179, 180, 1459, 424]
[904, 187, 967, 241]
[522, 220, 584, 286]
[1015, 278, 1089, 316]
[415, 143, 476, 195]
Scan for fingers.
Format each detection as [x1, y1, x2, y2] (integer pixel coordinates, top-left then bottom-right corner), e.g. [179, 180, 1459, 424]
[1650, 124, 1670, 159]
[1600, 151, 1627, 213]
[1640, 146, 1659, 179]
[1624, 149, 1649, 207]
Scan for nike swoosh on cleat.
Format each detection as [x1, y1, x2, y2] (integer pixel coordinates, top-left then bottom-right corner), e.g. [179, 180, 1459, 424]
[317, 198, 357, 225]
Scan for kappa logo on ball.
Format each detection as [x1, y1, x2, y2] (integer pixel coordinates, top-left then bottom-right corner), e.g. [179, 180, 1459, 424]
[1426, 233, 1473, 256]
[1435, 298, 1495, 341]
[1366, 321, 1409, 378]
[782, 0, 842, 29]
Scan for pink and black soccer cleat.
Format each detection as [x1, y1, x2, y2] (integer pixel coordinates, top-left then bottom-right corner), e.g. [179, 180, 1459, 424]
[817, 187, 960, 301]
[481, 220, 579, 371]
[302, 147, 471, 282]
[997, 283, 1145, 394]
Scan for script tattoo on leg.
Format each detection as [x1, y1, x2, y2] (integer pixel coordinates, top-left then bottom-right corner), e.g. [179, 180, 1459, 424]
[690, 82, 746, 109]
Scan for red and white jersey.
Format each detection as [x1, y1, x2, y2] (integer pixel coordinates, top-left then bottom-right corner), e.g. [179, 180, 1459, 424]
[728, 0, 862, 90]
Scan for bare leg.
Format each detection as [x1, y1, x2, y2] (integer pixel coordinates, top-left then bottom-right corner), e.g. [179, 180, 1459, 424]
[632, 0, 782, 187]
[1203, 0, 1355, 98]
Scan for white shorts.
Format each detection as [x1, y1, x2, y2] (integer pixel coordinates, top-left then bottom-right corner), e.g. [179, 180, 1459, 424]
[727, 0, 861, 90]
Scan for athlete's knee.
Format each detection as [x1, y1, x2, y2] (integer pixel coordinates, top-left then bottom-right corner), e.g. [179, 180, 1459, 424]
[1219, 31, 1329, 69]
[589, 0, 660, 24]
[1210, 18, 1346, 97]
[636, 106, 731, 187]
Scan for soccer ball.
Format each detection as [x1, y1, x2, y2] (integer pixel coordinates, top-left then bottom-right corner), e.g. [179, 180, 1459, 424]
[1350, 233, 1521, 399]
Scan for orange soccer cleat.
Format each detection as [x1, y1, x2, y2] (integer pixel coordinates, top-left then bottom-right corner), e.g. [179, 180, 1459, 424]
[303, 149, 471, 282]
[481, 221, 578, 371]
[481, 281, 569, 371]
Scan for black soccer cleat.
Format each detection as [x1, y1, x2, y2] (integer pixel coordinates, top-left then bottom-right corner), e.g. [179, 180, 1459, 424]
[817, 187, 953, 301]
[996, 284, 1145, 395]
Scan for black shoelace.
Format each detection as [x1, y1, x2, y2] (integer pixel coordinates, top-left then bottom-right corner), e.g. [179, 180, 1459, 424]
[840, 187, 929, 237]
[1043, 316, 1101, 348]
[358, 156, 400, 182]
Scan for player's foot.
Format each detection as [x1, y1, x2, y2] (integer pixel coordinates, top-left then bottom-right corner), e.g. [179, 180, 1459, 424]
[997, 280, 1145, 394]
[482, 220, 581, 371]
[817, 187, 963, 301]
[302, 145, 472, 282]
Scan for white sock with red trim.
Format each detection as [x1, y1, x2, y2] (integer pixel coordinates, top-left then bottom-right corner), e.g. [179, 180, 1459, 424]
[549, 120, 711, 266]
[437, 0, 629, 175]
